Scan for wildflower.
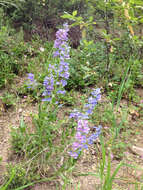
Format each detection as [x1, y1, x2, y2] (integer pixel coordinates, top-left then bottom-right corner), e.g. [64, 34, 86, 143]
[75, 132, 87, 143]
[53, 24, 69, 57]
[42, 75, 54, 102]
[42, 24, 70, 102]
[60, 79, 67, 87]
[69, 88, 102, 159]
[69, 120, 90, 159]
[69, 110, 88, 120]
[41, 24, 70, 103]
[69, 124, 102, 159]
[85, 88, 101, 115]
[69, 88, 101, 120]
[68, 151, 79, 159]
[72, 141, 83, 151]
[77, 120, 90, 134]
[57, 90, 66, 94]
[42, 97, 52, 102]
[88, 125, 102, 145]
[54, 23, 70, 83]
[27, 73, 37, 89]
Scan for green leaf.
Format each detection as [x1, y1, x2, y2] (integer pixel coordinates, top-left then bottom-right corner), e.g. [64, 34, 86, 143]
[61, 13, 75, 21]
[72, 10, 77, 16]
[0, 168, 15, 190]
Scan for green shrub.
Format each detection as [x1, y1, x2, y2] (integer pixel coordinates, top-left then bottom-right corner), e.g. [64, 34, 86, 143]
[0, 10, 29, 88]
[66, 41, 106, 90]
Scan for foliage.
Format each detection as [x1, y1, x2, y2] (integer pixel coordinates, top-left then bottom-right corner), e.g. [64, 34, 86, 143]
[62, 1, 143, 97]
[0, 92, 16, 107]
[4, 0, 85, 31]
[99, 135, 123, 190]
[0, 0, 23, 8]
[0, 11, 28, 87]
[67, 40, 106, 89]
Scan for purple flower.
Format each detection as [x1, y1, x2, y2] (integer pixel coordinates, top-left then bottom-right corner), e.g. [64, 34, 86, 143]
[77, 120, 90, 134]
[72, 141, 83, 150]
[69, 88, 101, 120]
[69, 120, 91, 159]
[55, 29, 68, 42]
[42, 98, 52, 102]
[88, 125, 102, 145]
[85, 88, 101, 115]
[41, 24, 70, 103]
[91, 88, 101, 97]
[60, 79, 67, 87]
[54, 26, 70, 71]
[68, 151, 79, 159]
[27, 73, 37, 89]
[69, 123, 102, 159]
[53, 24, 69, 57]
[28, 73, 34, 80]
[57, 90, 66, 94]
[88, 97, 98, 104]
[83, 144, 88, 149]
[53, 23, 70, 96]
[75, 132, 87, 143]
[59, 71, 70, 79]
[53, 51, 60, 57]
[69, 89, 102, 159]
[69, 110, 87, 120]
[42, 75, 54, 102]
[86, 109, 93, 114]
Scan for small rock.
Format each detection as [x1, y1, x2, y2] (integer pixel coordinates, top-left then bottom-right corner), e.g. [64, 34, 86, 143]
[39, 47, 45, 52]
[131, 146, 143, 157]
[18, 108, 22, 113]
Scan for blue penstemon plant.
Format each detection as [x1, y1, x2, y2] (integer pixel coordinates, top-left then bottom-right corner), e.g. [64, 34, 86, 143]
[69, 88, 102, 159]
[24, 24, 73, 165]
[42, 23, 70, 105]
[25, 24, 71, 147]
[27, 23, 70, 106]
[25, 25, 72, 165]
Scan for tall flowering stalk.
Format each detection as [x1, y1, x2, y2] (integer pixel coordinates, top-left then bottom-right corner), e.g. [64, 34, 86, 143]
[42, 23, 70, 101]
[27, 24, 70, 102]
[69, 88, 102, 159]
[54, 23, 70, 92]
